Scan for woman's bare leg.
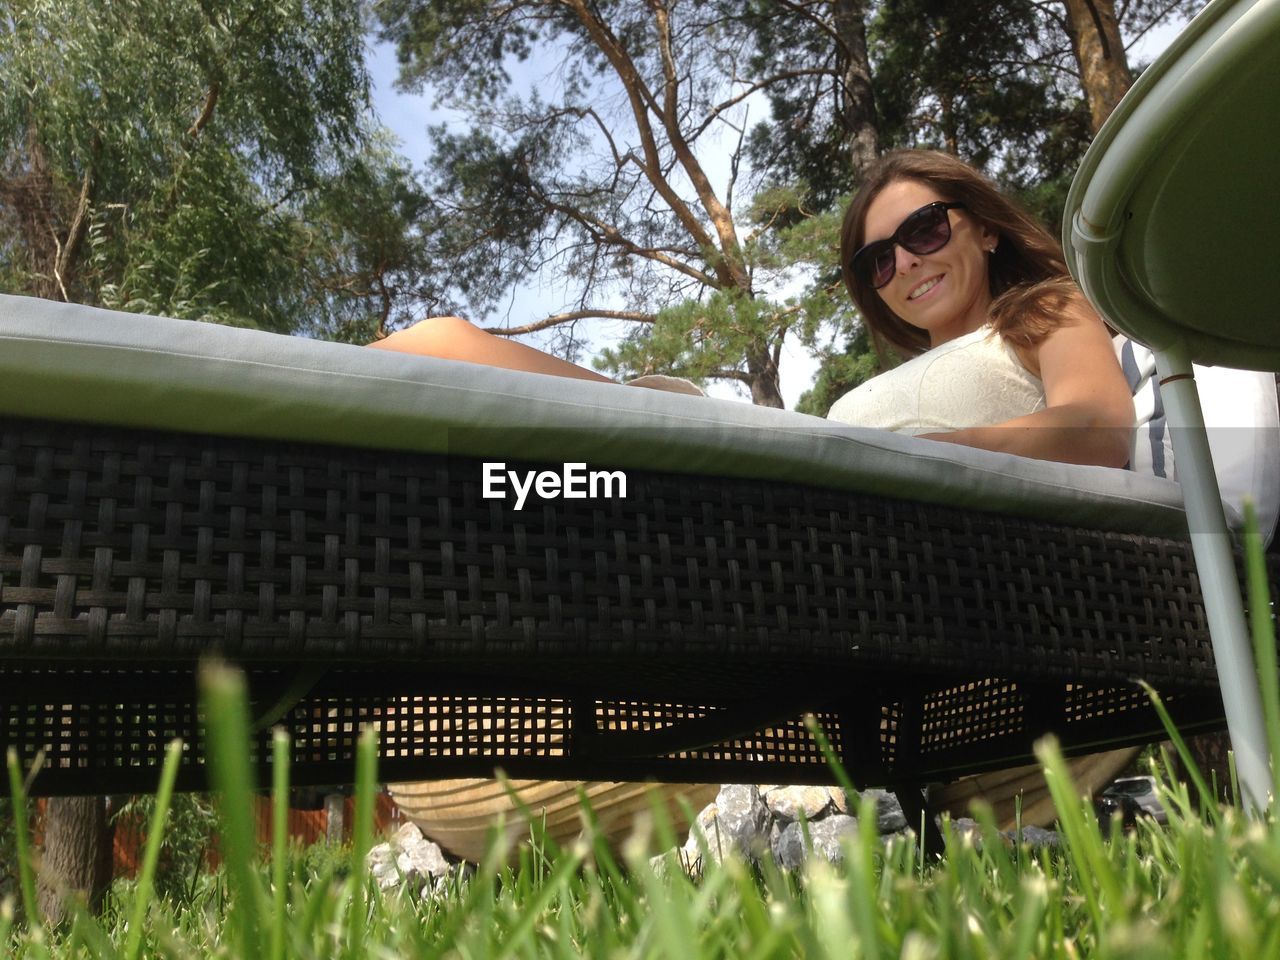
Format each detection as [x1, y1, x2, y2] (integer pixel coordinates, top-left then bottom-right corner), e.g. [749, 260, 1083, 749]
[368, 316, 616, 383]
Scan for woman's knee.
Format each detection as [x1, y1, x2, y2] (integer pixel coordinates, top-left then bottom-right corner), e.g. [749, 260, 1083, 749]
[369, 315, 492, 360]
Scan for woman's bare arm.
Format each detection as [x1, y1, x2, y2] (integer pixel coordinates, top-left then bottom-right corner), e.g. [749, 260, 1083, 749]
[918, 300, 1134, 467]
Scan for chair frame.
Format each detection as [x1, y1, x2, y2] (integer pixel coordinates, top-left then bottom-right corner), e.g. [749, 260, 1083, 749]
[0, 416, 1247, 803]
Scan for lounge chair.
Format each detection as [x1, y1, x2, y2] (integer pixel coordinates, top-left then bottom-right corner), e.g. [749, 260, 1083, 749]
[3, 0, 1276, 828]
[0, 290, 1269, 830]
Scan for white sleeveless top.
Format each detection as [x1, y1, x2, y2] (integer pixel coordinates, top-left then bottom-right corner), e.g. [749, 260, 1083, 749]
[826, 326, 1045, 435]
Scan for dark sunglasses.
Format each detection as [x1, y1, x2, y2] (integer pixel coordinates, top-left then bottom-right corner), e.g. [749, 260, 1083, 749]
[850, 201, 967, 290]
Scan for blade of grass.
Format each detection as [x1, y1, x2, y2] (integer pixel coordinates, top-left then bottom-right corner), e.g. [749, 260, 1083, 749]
[842, 790, 884, 960]
[347, 724, 378, 960]
[1230, 750, 1242, 811]
[641, 781, 682, 863]
[969, 799, 1017, 885]
[1034, 736, 1121, 932]
[1009, 873, 1049, 957]
[269, 728, 290, 960]
[574, 783, 634, 909]
[1243, 498, 1280, 807]
[492, 841, 587, 960]
[0, 899, 12, 951]
[625, 838, 699, 960]
[199, 659, 264, 956]
[1137, 680, 1220, 822]
[123, 737, 185, 960]
[5, 748, 40, 934]
[68, 899, 118, 960]
[295, 863, 343, 954]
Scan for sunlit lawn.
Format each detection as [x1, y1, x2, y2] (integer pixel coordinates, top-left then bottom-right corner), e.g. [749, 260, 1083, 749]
[4, 511, 1280, 958]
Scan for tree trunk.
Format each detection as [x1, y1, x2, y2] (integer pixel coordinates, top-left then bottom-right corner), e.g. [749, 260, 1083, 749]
[325, 792, 346, 844]
[37, 796, 112, 924]
[746, 346, 785, 408]
[1061, 0, 1133, 134]
[833, 0, 880, 180]
[940, 90, 958, 156]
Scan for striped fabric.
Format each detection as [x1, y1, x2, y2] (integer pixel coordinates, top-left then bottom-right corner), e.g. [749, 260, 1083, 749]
[1116, 337, 1175, 479]
[1114, 336, 1280, 546]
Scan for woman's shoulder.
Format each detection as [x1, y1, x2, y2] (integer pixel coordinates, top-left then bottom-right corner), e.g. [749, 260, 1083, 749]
[994, 284, 1108, 378]
[989, 279, 1097, 350]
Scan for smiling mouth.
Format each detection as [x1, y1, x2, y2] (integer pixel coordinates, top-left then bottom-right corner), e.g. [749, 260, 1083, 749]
[908, 275, 943, 300]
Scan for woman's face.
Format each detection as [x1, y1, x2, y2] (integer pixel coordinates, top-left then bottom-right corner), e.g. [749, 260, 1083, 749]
[862, 178, 997, 347]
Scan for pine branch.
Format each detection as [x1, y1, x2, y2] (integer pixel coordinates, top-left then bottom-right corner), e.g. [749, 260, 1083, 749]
[482, 308, 657, 336]
[648, 0, 749, 288]
[563, 0, 717, 260]
[689, 68, 832, 143]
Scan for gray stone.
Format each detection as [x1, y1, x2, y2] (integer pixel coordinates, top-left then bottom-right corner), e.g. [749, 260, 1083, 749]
[1005, 825, 1059, 847]
[866, 789, 909, 834]
[771, 820, 807, 870]
[677, 800, 722, 869]
[367, 822, 452, 893]
[681, 785, 770, 866]
[712, 784, 769, 858]
[809, 813, 859, 861]
[673, 781, 922, 873]
[946, 819, 1060, 849]
[763, 785, 834, 823]
[770, 814, 859, 869]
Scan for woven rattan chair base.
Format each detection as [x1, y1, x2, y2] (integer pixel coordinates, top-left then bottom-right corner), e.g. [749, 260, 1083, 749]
[0, 418, 1254, 795]
[0, 660, 1227, 795]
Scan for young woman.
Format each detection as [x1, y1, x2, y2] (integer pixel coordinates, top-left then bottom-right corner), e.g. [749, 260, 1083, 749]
[831, 149, 1133, 467]
[372, 149, 1134, 469]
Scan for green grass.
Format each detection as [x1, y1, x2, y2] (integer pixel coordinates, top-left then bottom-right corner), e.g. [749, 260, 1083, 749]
[3, 516, 1280, 957]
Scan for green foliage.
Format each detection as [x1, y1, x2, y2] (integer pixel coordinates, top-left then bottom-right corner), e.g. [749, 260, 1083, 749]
[870, 1, 1084, 182]
[377, 0, 824, 403]
[738, 0, 865, 213]
[0, 0, 430, 337]
[295, 839, 355, 884]
[0, 797, 34, 914]
[296, 139, 440, 342]
[111, 793, 217, 908]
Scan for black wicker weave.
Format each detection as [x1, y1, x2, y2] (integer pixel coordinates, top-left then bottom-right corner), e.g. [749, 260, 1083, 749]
[0, 417, 1250, 796]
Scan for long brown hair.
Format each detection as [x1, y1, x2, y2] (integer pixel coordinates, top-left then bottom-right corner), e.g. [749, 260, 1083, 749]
[840, 150, 1071, 358]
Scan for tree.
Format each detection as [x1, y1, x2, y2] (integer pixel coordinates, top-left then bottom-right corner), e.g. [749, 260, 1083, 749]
[739, 0, 881, 208]
[0, 0, 431, 335]
[297, 140, 441, 343]
[36, 797, 113, 924]
[1061, 0, 1132, 133]
[0, 0, 415, 920]
[379, 0, 893, 406]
